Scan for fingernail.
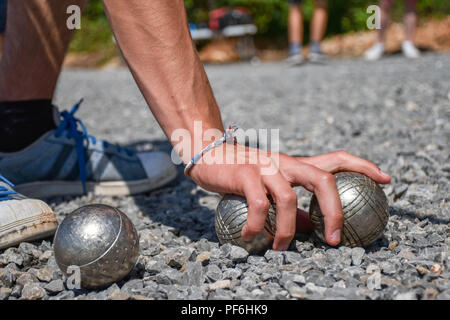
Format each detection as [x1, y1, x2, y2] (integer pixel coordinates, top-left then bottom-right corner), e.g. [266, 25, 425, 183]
[331, 229, 341, 243]
[378, 168, 390, 178]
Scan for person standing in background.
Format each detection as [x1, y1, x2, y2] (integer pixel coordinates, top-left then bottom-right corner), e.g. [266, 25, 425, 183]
[286, 0, 328, 65]
[365, 0, 421, 60]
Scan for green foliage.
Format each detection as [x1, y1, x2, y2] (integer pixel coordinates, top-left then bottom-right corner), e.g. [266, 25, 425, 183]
[69, 0, 114, 53]
[71, 0, 449, 54]
[186, 0, 449, 40]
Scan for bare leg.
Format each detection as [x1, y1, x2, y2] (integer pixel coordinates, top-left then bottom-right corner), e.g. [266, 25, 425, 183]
[0, 0, 87, 101]
[404, 0, 418, 41]
[310, 0, 327, 43]
[378, 0, 394, 43]
[288, 4, 303, 49]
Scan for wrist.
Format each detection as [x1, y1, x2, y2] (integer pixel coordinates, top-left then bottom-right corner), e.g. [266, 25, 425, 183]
[170, 120, 225, 165]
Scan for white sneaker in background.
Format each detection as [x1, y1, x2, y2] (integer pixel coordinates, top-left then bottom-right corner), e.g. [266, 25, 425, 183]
[402, 41, 421, 59]
[364, 42, 385, 61]
[308, 51, 328, 64]
[285, 53, 305, 66]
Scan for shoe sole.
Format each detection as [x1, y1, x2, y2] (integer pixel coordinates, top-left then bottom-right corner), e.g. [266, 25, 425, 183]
[0, 199, 58, 250]
[14, 169, 178, 198]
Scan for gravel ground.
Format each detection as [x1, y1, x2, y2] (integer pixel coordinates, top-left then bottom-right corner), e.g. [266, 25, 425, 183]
[1, 53, 449, 300]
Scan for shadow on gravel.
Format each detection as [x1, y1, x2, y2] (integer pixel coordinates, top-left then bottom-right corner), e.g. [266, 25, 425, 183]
[127, 140, 220, 243]
[389, 207, 449, 225]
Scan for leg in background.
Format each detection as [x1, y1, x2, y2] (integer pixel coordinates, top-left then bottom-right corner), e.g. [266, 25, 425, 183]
[288, 2, 303, 57]
[364, 0, 394, 60]
[378, 0, 395, 43]
[310, 0, 327, 50]
[402, 0, 420, 58]
[404, 0, 418, 41]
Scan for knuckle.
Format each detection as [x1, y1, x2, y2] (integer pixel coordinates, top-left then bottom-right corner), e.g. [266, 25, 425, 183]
[278, 190, 297, 205]
[251, 197, 270, 213]
[336, 150, 350, 160]
[319, 172, 335, 185]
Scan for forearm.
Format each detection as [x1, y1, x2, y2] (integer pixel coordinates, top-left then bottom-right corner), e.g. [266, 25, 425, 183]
[102, 0, 224, 161]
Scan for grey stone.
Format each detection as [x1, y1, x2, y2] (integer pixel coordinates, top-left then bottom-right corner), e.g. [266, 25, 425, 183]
[39, 250, 53, 263]
[351, 247, 365, 266]
[179, 262, 205, 286]
[208, 288, 232, 300]
[187, 286, 207, 300]
[120, 279, 145, 296]
[222, 268, 242, 280]
[0, 268, 16, 287]
[10, 285, 22, 298]
[44, 280, 65, 294]
[280, 271, 306, 287]
[20, 283, 46, 300]
[247, 255, 266, 265]
[205, 264, 222, 282]
[48, 290, 75, 300]
[228, 245, 249, 263]
[0, 288, 12, 300]
[3, 248, 24, 266]
[145, 259, 166, 274]
[264, 250, 284, 264]
[195, 238, 211, 252]
[436, 290, 450, 300]
[16, 273, 38, 287]
[155, 269, 181, 285]
[305, 282, 327, 295]
[284, 251, 303, 265]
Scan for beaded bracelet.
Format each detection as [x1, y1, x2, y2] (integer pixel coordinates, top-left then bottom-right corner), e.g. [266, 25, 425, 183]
[184, 125, 238, 177]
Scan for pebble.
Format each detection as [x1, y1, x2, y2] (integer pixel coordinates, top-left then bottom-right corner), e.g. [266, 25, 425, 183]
[209, 279, 231, 291]
[44, 280, 65, 294]
[351, 247, 365, 266]
[109, 289, 130, 300]
[20, 283, 46, 300]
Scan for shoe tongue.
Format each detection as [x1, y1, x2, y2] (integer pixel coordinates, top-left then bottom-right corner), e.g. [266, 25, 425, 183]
[52, 105, 61, 127]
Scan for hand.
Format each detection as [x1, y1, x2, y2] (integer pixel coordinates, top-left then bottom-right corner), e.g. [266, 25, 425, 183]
[190, 144, 391, 250]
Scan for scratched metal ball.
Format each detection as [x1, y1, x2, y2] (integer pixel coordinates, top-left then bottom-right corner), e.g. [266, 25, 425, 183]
[309, 172, 389, 247]
[215, 194, 277, 255]
[53, 204, 139, 289]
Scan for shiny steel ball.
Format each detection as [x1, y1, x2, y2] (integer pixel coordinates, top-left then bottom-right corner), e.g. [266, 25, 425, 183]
[53, 204, 139, 289]
[309, 172, 389, 247]
[215, 194, 277, 255]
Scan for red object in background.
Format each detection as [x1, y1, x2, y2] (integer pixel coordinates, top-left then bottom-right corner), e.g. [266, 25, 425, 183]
[209, 7, 253, 30]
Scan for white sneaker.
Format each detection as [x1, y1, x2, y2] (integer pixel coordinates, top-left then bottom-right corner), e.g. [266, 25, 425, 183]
[308, 51, 328, 64]
[0, 174, 58, 250]
[364, 42, 385, 61]
[285, 53, 305, 66]
[402, 41, 421, 59]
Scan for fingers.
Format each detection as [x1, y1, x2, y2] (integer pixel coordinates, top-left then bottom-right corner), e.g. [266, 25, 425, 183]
[297, 150, 391, 184]
[283, 162, 343, 246]
[241, 178, 270, 242]
[262, 173, 298, 251]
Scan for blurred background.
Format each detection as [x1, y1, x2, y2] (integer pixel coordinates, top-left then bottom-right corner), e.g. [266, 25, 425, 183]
[0, 0, 449, 66]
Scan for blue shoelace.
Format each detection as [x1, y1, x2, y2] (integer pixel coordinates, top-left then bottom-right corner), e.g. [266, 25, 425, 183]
[53, 99, 134, 194]
[0, 174, 17, 201]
